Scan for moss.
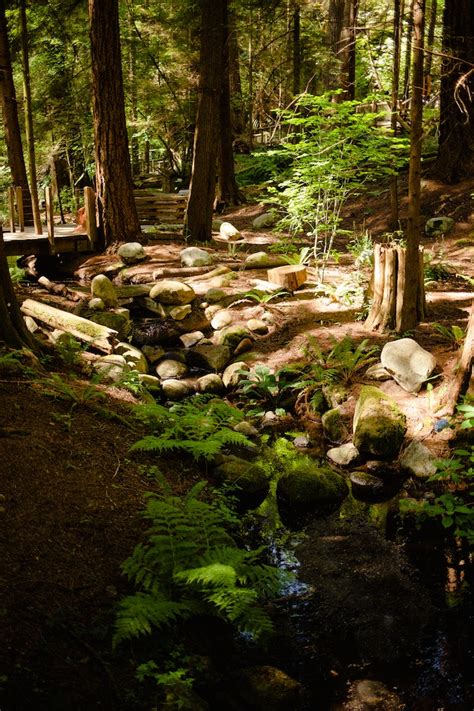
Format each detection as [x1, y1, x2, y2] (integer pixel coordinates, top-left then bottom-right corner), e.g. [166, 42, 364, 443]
[353, 385, 406, 457]
[277, 457, 348, 512]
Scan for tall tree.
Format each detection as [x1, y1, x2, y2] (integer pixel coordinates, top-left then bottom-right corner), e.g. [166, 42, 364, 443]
[184, 0, 223, 242]
[0, 2, 33, 226]
[0, 227, 33, 348]
[397, 0, 426, 332]
[89, 0, 142, 248]
[328, 0, 359, 100]
[433, 0, 474, 182]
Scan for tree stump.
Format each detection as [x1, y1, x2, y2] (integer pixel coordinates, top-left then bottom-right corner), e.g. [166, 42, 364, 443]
[267, 264, 307, 291]
[365, 245, 425, 332]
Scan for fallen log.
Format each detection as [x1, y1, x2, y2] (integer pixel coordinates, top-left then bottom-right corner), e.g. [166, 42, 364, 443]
[438, 298, 474, 417]
[20, 299, 118, 353]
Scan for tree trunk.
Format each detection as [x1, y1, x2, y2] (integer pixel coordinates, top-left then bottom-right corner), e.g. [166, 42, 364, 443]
[184, 0, 223, 242]
[389, 0, 403, 227]
[0, 227, 34, 348]
[127, 6, 139, 177]
[228, 9, 244, 136]
[397, 0, 426, 332]
[432, 0, 474, 182]
[218, 0, 243, 206]
[292, 1, 301, 96]
[423, 0, 437, 90]
[0, 3, 33, 226]
[89, 0, 142, 248]
[328, 0, 359, 100]
[402, 0, 415, 104]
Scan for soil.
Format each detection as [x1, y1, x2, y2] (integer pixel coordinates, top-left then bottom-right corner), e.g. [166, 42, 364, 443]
[0, 174, 473, 710]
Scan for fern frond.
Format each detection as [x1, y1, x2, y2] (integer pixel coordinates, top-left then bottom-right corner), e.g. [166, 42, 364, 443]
[175, 563, 238, 588]
[113, 592, 196, 646]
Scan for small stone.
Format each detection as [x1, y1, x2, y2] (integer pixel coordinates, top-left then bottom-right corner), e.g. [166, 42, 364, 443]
[244, 251, 286, 268]
[217, 325, 252, 350]
[322, 407, 348, 443]
[252, 212, 277, 229]
[114, 342, 148, 374]
[138, 374, 161, 391]
[91, 274, 118, 307]
[205, 288, 227, 304]
[149, 280, 196, 305]
[247, 318, 269, 334]
[168, 304, 192, 320]
[197, 373, 224, 394]
[187, 344, 231, 372]
[219, 221, 241, 241]
[88, 297, 105, 311]
[327, 442, 359, 467]
[293, 435, 310, 448]
[180, 246, 214, 267]
[211, 309, 234, 330]
[425, 216, 454, 236]
[141, 345, 166, 364]
[234, 421, 259, 437]
[179, 331, 204, 348]
[233, 337, 253, 355]
[117, 242, 146, 264]
[400, 440, 437, 479]
[24, 316, 39, 333]
[94, 354, 129, 382]
[204, 304, 222, 319]
[156, 359, 188, 380]
[162, 379, 194, 400]
[222, 361, 249, 388]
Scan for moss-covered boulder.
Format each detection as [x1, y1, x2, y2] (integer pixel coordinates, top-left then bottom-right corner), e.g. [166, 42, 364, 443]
[276, 446, 348, 519]
[229, 665, 304, 711]
[353, 386, 406, 458]
[212, 455, 269, 510]
[322, 407, 348, 443]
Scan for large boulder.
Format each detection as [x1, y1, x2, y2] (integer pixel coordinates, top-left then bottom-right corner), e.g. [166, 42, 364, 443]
[180, 246, 214, 267]
[212, 455, 269, 510]
[353, 386, 406, 458]
[91, 274, 118, 307]
[380, 338, 437, 393]
[117, 242, 146, 264]
[149, 280, 196, 305]
[425, 216, 454, 237]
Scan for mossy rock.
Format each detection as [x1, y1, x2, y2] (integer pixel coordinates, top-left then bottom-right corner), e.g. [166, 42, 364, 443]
[213, 455, 269, 510]
[321, 407, 348, 443]
[88, 311, 131, 340]
[353, 386, 406, 458]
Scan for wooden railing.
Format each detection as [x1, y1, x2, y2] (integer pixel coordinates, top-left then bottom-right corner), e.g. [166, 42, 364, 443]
[133, 190, 188, 225]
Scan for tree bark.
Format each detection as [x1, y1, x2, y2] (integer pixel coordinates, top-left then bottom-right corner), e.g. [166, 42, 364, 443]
[432, 0, 474, 182]
[397, 0, 426, 333]
[328, 0, 359, 100]
[0, 227, 34, 348]
[389, 0, 403, 227]
[184, 0, 223, 242]
[292, 1, 301, 96]
[0, 3, 33, 226]
[218, 0, 243, 206]
[89, 0, 142, 248]
[228, 8, 244, 135]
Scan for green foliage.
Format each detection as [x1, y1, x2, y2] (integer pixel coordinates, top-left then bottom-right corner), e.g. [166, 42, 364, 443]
[433, 323, 465, 348]
[301, 335, 379, 385]
[236, 364, 297, 416]
[242, 288, 290, 304]
[114, 482, 288, 646]
[131, 396, 253, 461]
[424, 251, 454, 282]
[39, 372, 106, 406]
[347, 230, 374, 267]
[268, 94, 409, 281]
[235, 149, 292, 187]
[54, 334, 86, 366]
[400, 403, 474, 544]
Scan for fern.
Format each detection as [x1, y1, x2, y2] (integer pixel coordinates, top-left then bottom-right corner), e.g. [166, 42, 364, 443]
[131, 396, 254, 460]
[114, 483, 289, 646]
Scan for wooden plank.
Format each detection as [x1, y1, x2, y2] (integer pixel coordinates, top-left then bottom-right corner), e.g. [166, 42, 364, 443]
[15, 186, 24, 232]
[8, 187, 16, 233]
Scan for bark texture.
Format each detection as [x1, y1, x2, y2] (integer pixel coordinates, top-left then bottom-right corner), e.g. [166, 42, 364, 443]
[0, 3, 33, 226]
[89, 0, 142, 248]
[0, 227, 34, 348]
[184, 0, 223, 242]
[433, 0, 474, 182]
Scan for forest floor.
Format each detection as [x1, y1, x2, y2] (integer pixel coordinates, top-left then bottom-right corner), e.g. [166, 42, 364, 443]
[0, 173, 473, 710]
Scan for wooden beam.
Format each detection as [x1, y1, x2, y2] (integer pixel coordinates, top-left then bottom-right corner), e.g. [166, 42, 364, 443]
[84, 186, 97, 249]
[8, 187, 16, 233]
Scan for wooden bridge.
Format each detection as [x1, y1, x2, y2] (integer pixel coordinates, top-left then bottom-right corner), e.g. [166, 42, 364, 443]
[2, 186, 188, 257]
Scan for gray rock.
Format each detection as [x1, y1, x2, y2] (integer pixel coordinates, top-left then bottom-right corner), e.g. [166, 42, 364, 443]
[234, 421, 259, 437]
[205, 287, 227, 304]
[138, 374, 161, 391]
[222, 361, 249, 388]
[91, 274, 118, 307]
[277, 456, 348, 515]
[149, 280, 196, 305]
[156, 359, 188, 379]
[141, 345, 166, 364]
[425, 216, 454, 237]
[219, 221, 241, 241]
[197, 373, 224, 394]
[117, 242, 146, 264]
[327, 442, 359, 467]
[180, 246, 214, 267]
[114, 342, 148, 374]
[252, 212, 277, 229]
[217, 324, 252, 350]
[211, 309, 233, 330]
[188, 344, 231, 372]
[162, 378, 194, 400]
[168, 304, 192, 320]
[89, 310, 131, 340]
[400, 440, 437, 479]
[353, 386, 406, 458]
[381, 338, 437, 393]
[244, 251, 286, 268]
[349, 471, 385, 500]
[293, 435, 310, 449]
[234, 337, 253, 355]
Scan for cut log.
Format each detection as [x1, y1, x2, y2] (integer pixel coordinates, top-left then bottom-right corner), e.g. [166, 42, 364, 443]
[267, 264, 307, 291]
[20, 299, 118, 353]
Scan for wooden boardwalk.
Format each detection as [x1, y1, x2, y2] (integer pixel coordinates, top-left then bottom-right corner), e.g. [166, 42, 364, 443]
[3, 224, 92, 257]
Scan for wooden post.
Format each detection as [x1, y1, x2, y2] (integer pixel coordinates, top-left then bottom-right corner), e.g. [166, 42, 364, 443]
[15, 186, 24, 232]
[8, 187, 16, 233]
[45, 186, 55, 252]
[84, 187, 98, 249]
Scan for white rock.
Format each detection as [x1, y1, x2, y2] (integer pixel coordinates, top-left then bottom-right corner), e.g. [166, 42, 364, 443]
[114, 342, 148, 373]
[211, 309, 233, 330]
[149, 280, 196, 305]
[91, 274, 118, 307]
[381, 338, 437, 393]
[222, 361, 249, 388]
[219, 222, 241, 241]
[162, 379, 194, 400]
[234, 421, 259, 437]
[247, 318, 268, 334]
[94, 354, 129, 382]
[327, 442, 360, 467]
[179, 331, 204, 348]
[180, 246, 214, 267]
[197, 373, 224, 394]
[168, 304, 192, 320]
[252, 212, 277, 229]
[156, 359, 188, 380]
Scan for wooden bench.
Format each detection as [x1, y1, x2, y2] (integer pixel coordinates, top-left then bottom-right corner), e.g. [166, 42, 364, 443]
[133, 190, 188, 225]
